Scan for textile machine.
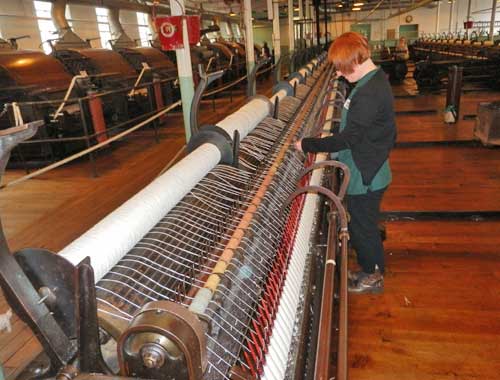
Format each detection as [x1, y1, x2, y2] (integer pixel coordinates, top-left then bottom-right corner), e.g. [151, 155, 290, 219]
[411, 37, 500, 89]
[0, 51, 350, 380]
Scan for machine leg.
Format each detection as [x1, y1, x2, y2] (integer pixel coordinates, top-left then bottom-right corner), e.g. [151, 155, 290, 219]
[78, 98, 98, 178]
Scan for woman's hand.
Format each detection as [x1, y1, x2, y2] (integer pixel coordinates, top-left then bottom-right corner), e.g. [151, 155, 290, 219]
[294, 139, 303, 152]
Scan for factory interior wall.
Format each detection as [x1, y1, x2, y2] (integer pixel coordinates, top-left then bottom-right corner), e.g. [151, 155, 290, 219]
[0, 0, 295, 53]
[0, 0, 42, 50]
[322, 0, 499, 40]
[0, 0, 161, 50]
[1, 0, 498, 53]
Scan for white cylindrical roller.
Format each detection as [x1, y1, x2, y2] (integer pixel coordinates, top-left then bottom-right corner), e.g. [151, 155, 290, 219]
[217, 97, 271, 139]
[270, 89, 290, 104]
[299, 67, 309, 78]
[60, 54, 324, 282]
[59, 143, 221, 281]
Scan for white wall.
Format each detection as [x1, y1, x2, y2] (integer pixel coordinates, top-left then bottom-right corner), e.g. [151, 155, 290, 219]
[0, 0, 41, 50]
[322, 0, 500, 40]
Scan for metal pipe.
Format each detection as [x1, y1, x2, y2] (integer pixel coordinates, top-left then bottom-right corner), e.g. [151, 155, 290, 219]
[273, 0, 281, 80]
[108, 8, 124, 38]
[169, 0, 195, 142]
[490, 0, 497, 41]
[51, 0, 70, 31]
[324, 0, 328, 43]
[288, 0, 295, 57]
[385, 0, 434, 19]
[465, 0, 472, 36]
[448, 0, 454, 33]
[315, 0, 321, 46]
[305, 0, 311, 46]
[435, 0, 441, 34]
[313, 211, 338, 380]
[243, 0, 256, 96]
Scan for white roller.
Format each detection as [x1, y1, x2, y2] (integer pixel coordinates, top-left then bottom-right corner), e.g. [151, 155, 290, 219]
[261, 154, 327, 380]
[217, 97, 271, 139]
[270, 60, 324, 104]
[298, 67, 309, 78]
[59, 143, 221, 281]
[59, 56, 324, 282]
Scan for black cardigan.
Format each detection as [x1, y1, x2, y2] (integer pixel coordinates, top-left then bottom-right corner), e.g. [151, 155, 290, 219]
[301, 69, 397, 186]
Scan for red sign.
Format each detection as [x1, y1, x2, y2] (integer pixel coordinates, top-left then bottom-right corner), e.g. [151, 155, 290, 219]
[186, 15, 201, 45]
[155, 16, 201, 50]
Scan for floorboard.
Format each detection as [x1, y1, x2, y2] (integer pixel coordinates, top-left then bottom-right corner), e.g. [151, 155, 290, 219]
[1, 70, 499, 380]
[348, 82, 500, 380]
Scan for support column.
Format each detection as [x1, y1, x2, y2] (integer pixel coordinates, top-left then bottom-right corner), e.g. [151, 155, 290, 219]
[465, 0, 472, 37]
[324, 0, 328, 44]
[435, 0, 441, 35]
[490, 0, 497, 41]
[288, 0, 295, 53]
[305, 0, 311, 46]
[315, 0, 321, 46]
[170, 0, 194, 142]
[272, 0, 281, 79]
[448, 0, 454, 34]
[243, 0, 256, 96]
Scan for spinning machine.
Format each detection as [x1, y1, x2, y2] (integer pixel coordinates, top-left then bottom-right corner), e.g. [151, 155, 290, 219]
[0, 51, 350, 380]
[411, 37, 500, 89]
[0, 49, 88, 163]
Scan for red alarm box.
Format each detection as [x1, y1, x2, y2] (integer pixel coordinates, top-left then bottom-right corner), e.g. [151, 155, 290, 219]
[156, 15, 200, 50]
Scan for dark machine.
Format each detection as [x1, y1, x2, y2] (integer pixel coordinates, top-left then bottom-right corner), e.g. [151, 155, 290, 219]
[0, 53, 350, 380]
[372, 43, 409, 83]
[0, 48, 89, 164]
[411, 36, 500, 89]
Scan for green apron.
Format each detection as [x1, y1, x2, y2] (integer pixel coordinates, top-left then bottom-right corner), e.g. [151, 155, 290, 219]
[338, 68, 392, 195]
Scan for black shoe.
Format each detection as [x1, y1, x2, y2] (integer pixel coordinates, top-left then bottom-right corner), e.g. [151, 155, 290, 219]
[348, 271, 384, 294]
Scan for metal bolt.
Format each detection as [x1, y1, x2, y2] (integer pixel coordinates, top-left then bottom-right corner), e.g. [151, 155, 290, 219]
[141, 344, 166, 369]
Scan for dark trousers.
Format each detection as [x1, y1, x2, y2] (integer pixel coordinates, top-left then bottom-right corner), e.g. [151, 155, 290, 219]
[346, 188, 386, 274]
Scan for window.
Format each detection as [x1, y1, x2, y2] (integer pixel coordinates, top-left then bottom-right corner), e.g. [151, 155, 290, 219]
[202, 20, 218, 42]
[399, 24, 419, 41]
[34, 1, 58, 53]
[230, 23, 241, 41]
[96, 7, 112, 49]
[220, 21, 232, 40]
[136, 12, 151, 47]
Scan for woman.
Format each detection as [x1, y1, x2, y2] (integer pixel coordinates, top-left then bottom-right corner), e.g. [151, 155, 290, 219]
[295, 32, 396, 294]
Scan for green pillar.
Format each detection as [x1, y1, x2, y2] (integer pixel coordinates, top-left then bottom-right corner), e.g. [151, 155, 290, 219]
[169, 0, 195, 142]
[243, 0, 256, 96]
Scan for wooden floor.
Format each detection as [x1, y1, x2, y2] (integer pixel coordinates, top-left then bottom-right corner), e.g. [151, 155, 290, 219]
[349, 82, 500, 380]
[1, 74, 500, 380]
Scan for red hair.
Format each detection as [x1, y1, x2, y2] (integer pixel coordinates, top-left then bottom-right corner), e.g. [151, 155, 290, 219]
[328, 32, 371, 74]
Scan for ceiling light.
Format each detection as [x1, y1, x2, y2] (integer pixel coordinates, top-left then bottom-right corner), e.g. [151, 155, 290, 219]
[354, 2, 364, 5]
[352, 7, 361, 10]
[336, 3, 343, 7]
[229, 11, 236, 16]
[294, 7, 300, 10]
